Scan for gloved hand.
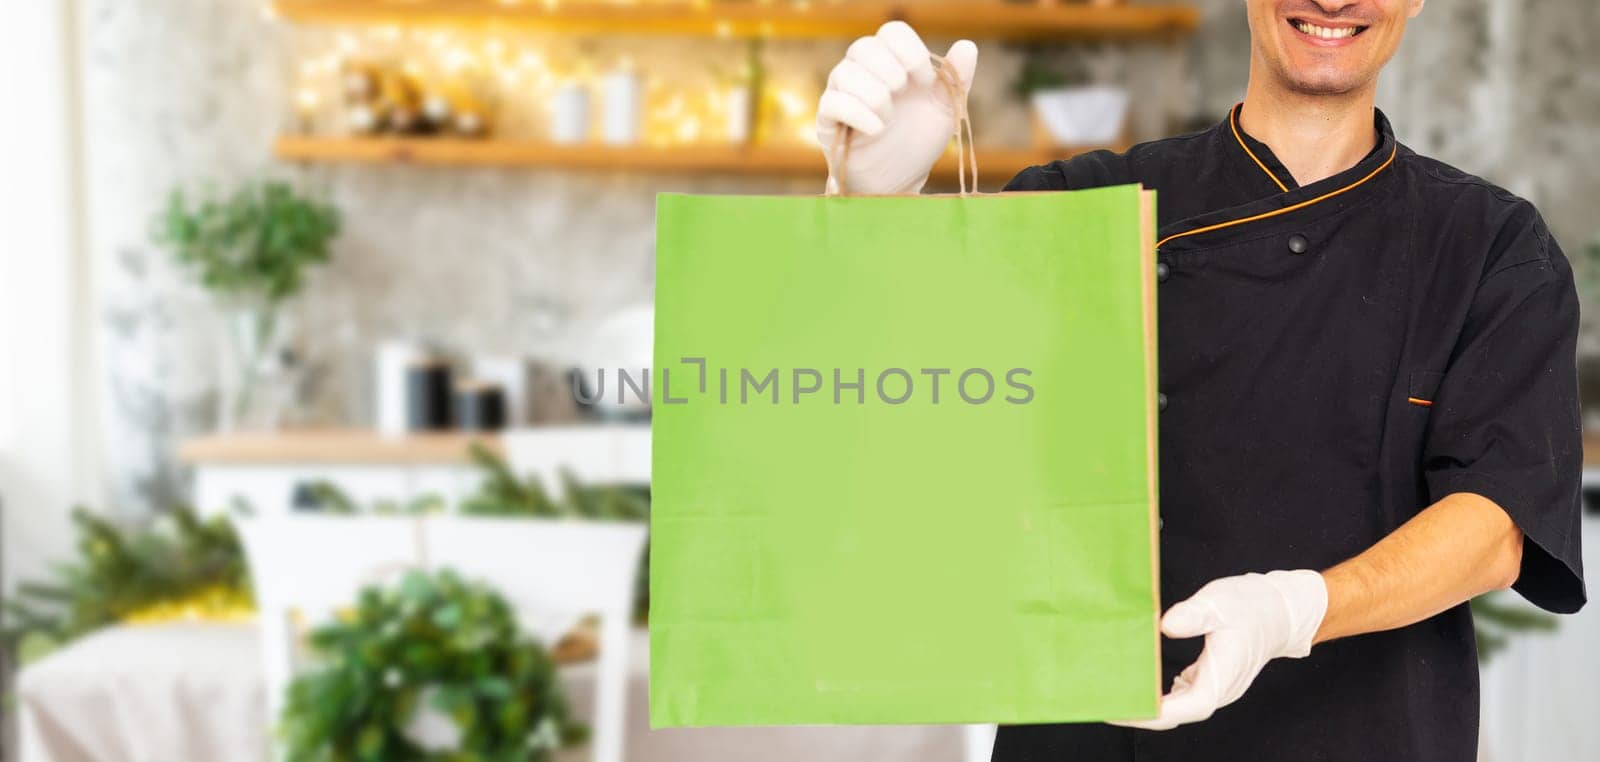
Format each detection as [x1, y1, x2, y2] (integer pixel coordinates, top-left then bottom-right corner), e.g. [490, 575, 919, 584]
[1111, 570, 1328, 731]
[816, 21, 978, 195]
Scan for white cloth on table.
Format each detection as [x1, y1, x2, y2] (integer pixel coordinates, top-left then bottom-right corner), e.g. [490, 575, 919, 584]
[17, 621, 966, 762]
[17, 622, 269, 762]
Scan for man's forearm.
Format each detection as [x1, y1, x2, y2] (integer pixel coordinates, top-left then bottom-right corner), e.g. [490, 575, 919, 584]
[1313, 492, 1524, 644]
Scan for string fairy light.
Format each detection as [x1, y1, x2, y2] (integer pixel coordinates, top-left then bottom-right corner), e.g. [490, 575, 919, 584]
[288, 18, 825, 148]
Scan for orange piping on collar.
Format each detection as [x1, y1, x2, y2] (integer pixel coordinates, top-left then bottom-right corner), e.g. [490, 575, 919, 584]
[1156, 143, 1398, 250]
[1231, 103, 1290, 193]
[1407, 397, 1433, 407]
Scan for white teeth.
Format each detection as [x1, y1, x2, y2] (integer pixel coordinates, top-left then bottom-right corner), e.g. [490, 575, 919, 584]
[1292, 20, 1360, 39]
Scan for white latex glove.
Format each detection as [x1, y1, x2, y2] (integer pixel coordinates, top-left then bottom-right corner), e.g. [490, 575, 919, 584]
[1112, 570, 1329, 731]
[816, 21, 978, 195]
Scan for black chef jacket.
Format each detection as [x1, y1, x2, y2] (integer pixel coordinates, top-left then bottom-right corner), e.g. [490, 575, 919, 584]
[992, 106, 1587, 762]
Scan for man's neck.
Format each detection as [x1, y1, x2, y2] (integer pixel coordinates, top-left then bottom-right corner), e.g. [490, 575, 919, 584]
[1238, 74, 1379, 188]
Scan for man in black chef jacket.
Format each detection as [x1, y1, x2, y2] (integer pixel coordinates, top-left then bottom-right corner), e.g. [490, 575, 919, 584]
[814, 1, 1586, 760]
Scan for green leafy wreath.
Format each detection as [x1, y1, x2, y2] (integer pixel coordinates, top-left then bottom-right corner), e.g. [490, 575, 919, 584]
[280, 570, 588, 762]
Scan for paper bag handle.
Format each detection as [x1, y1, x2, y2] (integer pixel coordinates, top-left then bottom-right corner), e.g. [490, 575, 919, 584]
[827, 53, 978, 197]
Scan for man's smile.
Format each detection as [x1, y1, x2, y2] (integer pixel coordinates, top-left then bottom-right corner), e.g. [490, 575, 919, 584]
[1288, 17, 1370, 46]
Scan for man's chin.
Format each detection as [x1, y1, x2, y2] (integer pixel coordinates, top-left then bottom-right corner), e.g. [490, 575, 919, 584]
[1282, 69, 1371, 97]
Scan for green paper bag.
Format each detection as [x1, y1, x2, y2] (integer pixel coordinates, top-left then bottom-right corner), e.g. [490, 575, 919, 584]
[650, 184, 1160, 727]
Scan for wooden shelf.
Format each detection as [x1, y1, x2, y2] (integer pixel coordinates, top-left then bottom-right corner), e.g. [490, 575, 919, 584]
[270, 0, 1199, 41]
[275, 135, 1110, 185]
[179, 429, 504, 465]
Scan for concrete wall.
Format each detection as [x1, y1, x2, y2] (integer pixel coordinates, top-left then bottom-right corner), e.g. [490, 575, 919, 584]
[73, 0, 1600, 521]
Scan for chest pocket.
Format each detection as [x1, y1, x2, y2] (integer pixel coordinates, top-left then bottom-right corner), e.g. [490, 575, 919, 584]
[1408, 370, 1445, 408]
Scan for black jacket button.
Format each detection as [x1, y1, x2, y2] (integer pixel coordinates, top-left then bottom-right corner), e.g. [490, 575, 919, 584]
[1156, 262, 1170, 282]
[1287, 234, 1310, 254]
[1158, 393, 1168, 412]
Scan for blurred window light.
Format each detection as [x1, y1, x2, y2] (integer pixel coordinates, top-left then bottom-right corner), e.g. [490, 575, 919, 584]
[0, 251, 11, 450]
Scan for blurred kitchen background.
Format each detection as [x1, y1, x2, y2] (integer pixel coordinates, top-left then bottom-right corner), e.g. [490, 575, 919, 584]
[2, 1, 1597, 760]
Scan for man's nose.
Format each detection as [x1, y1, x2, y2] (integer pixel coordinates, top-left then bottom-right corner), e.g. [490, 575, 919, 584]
[1309, 0, 1361, 15]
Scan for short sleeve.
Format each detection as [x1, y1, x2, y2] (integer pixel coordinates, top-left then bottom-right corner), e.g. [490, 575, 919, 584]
[1422, 217, 1586, 613]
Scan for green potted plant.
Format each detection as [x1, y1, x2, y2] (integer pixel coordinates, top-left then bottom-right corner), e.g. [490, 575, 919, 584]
[152, 179, 340, 430]
[279, 569, 588, 761]
[1010, 44, 1129, 147]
